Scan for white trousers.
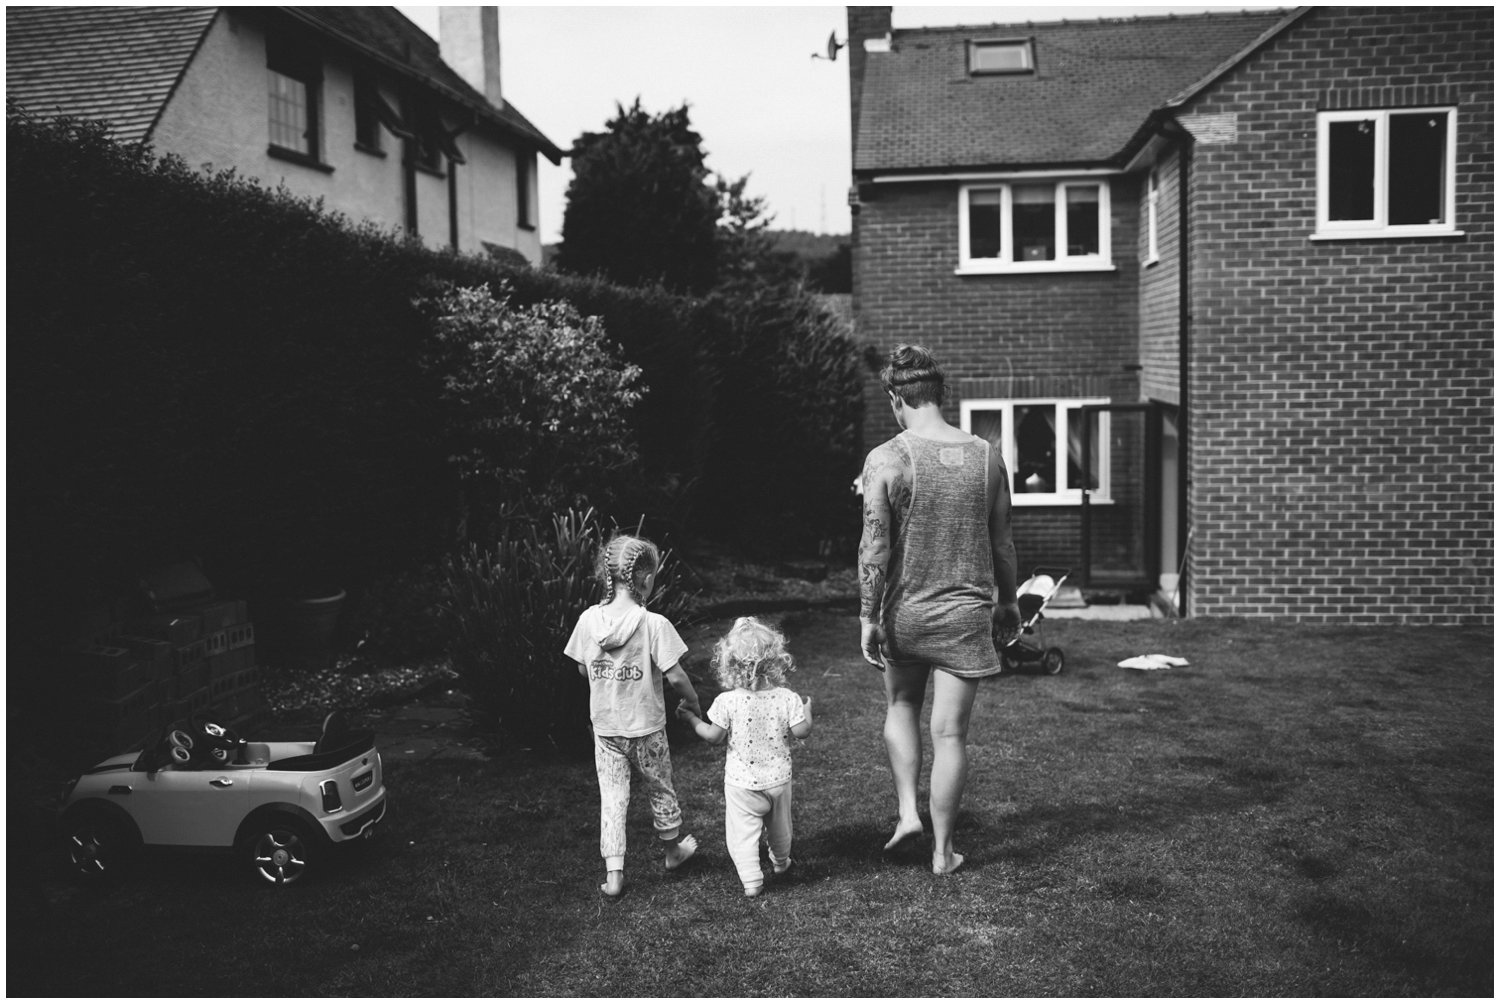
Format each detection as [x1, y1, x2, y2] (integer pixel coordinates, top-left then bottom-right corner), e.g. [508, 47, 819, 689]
[724, 780, 793, 888]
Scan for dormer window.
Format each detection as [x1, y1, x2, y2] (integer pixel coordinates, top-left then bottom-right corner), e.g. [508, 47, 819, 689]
[969, 38, 1034, 75]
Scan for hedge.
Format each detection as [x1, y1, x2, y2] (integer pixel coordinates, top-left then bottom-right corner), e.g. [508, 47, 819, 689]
[7, 105, 863, 662]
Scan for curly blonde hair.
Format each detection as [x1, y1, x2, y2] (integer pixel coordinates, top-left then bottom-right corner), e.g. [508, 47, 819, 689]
[712, 617, 795, 691]
[595, 533, 660, 605]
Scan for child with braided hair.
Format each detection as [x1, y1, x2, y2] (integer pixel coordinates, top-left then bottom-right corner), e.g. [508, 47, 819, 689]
[564, 532, 702, 898]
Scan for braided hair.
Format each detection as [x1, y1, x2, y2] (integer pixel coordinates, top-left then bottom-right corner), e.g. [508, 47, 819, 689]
[596, 533, 661, 605]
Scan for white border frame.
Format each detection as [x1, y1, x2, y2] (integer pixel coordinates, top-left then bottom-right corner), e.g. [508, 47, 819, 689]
[960, 397, 1112, 506]
[957, 180, 1114, 275]
[1314, 107, 1461, 240]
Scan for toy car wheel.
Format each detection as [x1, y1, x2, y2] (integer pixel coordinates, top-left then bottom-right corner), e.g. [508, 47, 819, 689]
[65, 810, 138, 883]
[1043, 648, 1065, 675]
[246, 818, 316, 886]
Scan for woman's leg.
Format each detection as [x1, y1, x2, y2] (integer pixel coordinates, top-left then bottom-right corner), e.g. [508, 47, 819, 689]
[929, 671, 980, 874]
[882, 659, 930, 850]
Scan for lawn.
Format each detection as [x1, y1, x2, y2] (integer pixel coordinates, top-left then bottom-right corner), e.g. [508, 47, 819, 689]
[10, 610, 1492, 996]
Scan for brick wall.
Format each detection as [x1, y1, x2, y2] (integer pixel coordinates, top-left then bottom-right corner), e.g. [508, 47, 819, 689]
[1179, 6, 1493, 623]
[852, 176, 1142, 572]
[1139, 148, 1182, 406]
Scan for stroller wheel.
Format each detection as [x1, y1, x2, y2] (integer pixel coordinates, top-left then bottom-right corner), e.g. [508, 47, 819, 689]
[1042, 648, 1065, 675]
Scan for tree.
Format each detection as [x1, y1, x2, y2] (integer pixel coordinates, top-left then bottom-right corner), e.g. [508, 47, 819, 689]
[556, 99, 721, 295]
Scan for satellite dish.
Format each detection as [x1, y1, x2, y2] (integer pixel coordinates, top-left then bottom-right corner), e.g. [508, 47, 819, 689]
[812, 30, 845, 61]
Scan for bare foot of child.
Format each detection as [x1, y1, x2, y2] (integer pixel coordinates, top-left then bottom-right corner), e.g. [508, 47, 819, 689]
[883, 819, 924, 851]
[664, 833, 698, 871]
[932, 851, 965, 876]
[600, 869, 626, 897]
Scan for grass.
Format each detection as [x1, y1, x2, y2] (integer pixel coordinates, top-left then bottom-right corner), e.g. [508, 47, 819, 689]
[10, 610, 1492, 996]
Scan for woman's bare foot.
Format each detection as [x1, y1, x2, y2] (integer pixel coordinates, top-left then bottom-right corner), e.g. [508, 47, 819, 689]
[932, 851, 965, 875]
[664, 833, 698, 871]
[883, 819, 924, 851]
[600, 869, 627, 897]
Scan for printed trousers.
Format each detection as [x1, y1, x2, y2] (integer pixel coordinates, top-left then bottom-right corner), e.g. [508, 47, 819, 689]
[594, 729, 682, 869]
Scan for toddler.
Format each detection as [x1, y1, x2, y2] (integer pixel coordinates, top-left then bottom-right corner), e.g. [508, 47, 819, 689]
[564, 533, 702, 898]
[677, 617, 812, 897]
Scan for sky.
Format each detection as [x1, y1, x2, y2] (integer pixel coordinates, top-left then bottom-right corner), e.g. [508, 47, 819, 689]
[397, 4, 1274, 243]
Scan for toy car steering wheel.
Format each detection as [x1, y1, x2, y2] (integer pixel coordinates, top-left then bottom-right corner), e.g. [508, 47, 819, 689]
[191, 717, 243, 764]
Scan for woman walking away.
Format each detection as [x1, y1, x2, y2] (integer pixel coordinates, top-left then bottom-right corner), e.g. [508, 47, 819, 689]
[564, 533, 702, 898]
[858, 344, 1021, 875]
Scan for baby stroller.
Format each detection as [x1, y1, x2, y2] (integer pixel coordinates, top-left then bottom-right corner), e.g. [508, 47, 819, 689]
[997, 566, 1072, 675]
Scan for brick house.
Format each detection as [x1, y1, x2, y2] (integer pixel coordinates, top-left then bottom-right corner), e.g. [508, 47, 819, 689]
[847, 6, 1492, 624]
[6, 6, 563, 263]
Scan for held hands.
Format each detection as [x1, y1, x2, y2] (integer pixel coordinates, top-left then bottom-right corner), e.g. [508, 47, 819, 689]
[674, 699, 700, 723]
[860, 620, 886, 670]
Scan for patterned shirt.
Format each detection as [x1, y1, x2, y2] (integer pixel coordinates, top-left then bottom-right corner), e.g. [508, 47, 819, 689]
[707, 687, 806, 790]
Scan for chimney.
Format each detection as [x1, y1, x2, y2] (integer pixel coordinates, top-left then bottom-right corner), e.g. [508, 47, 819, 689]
[439, 7, 503, 108]
[846, 6, 892, 163]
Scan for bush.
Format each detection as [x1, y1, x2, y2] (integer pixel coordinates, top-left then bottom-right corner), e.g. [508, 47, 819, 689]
[700, 285, 866, 551]
[436, 508, 693, 753]
[414, 281, 647, 535]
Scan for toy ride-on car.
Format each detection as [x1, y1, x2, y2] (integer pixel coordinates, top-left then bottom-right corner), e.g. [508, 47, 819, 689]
[59, 710, 386, 886]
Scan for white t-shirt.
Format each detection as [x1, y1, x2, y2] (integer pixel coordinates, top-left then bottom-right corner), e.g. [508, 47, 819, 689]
[564, 604, 688, 738]
[707, 687, 806, 790]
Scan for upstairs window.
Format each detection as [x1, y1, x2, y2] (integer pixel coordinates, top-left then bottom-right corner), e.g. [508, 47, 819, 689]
[958, 180, 1113, 274]
[1316, 108, 1458, 238]
[1145, 168, 1160, 264]
[353, 77, 383, 153]
[969, 38, 1034, 75]
[960, 398, 1111, 506]
[516, 153, 534, 229]
[266, 34, 322, 163]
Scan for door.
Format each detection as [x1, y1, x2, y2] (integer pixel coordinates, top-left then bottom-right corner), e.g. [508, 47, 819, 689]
[1079, 402, 1161, 589]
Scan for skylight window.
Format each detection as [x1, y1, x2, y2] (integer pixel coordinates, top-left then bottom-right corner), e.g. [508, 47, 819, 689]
[969, 39, 1034, 75]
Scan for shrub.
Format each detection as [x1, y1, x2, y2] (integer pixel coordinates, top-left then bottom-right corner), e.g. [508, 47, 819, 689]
[414, 281, 647, 536]
[436, 508, 693, 753]
[700, 284, 866, 551]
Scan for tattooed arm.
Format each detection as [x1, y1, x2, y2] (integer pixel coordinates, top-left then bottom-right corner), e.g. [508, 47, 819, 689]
[858, 445, 897, 668]
[988, 443, 1022, 645]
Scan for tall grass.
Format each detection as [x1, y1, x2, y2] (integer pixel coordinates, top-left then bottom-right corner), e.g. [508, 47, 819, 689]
[436, 508, 693, 753]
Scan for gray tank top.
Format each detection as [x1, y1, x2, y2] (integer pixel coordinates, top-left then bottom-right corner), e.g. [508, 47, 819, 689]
[883, 431, 1001, 678]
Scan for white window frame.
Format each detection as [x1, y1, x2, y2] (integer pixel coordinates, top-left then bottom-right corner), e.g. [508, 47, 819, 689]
[968, 38, 1034, 75]
[957, 180, 1113, 275]
[1314, 107, 1460, 240]
[1144, 168, 1160, 265]
[959, 397, 1112, 506]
